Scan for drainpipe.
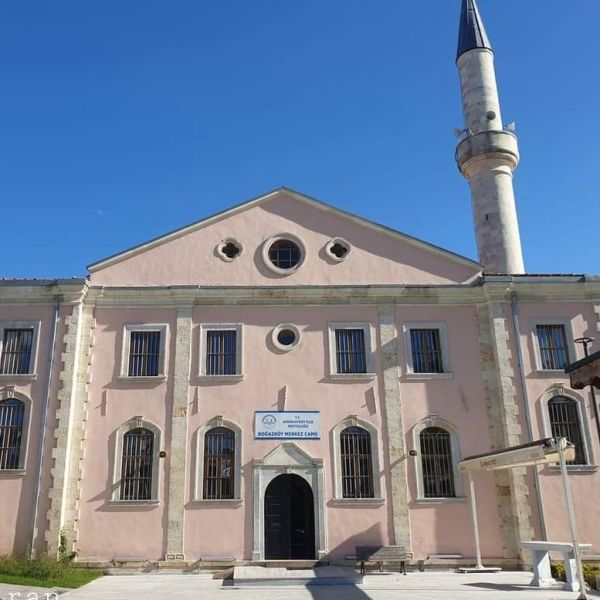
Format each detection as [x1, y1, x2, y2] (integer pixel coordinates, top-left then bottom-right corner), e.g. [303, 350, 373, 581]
[30, 294, 61, 556]
[510, 290, 547, 540]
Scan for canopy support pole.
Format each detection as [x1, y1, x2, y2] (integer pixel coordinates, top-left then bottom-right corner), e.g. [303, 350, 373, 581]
[470, 472, 484, 569]
[557, 439, 588, 599]
[459, 472, 501, 573]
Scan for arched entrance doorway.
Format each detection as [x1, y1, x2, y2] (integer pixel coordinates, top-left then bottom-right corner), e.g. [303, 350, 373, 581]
[264, 474, 315, 560]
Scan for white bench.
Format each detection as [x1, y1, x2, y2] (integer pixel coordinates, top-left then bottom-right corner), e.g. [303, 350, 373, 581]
[520, 541, 592, 592]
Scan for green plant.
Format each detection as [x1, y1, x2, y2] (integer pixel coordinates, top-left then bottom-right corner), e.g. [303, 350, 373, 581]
[551, 561, 600, 590]
[58, 530, 78, 564]
[0, 554, 101, 589]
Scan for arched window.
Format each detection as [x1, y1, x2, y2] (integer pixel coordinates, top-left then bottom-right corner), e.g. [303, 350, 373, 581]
[548, 396, 585, 465]
[340, 426, 374, 499]
[420, 427, 456, 498]
[120, 428, 155, 501]
[0, 399, 25, 470]
[203, 427, 235, 500]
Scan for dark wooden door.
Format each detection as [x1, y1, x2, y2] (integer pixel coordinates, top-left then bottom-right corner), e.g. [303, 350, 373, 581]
[265, 474, 315, 559]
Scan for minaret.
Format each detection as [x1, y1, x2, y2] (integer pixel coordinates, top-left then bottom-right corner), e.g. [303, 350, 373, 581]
[455, 0, 525, 274]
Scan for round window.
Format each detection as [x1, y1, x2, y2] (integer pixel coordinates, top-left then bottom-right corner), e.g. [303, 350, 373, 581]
[272, 323, 301, 351]
[277, 328, 297, 347]
[262, 235, 305, 274]
[269, 240, 301, 269]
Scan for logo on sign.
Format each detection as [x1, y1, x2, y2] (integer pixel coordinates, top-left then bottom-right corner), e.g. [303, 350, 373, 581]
[261, 414, 277, 429]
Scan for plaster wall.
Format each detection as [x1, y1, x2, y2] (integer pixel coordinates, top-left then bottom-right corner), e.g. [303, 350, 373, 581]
[75, 308, 176, 560]
[395, 305, 504, 559]
[76, 305, 392, 561]
[0, 303, 68, 555]
[514, 301, 600, 550]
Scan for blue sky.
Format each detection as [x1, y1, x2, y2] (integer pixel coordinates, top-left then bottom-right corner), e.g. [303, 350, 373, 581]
[1, 1, 598, 278]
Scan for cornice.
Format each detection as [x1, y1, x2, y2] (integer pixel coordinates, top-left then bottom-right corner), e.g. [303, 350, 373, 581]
[481, 279, 600, 304]
[0, 280, 88, 305]
[84, 284, 485, 307]
[2, 277, 597, 309]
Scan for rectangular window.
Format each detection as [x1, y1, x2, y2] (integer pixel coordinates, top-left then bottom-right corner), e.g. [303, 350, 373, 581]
[200, 324, 242, 377]
[404, 322, 451, 377]
[537, 324, 569, 370]
[128, 331, 161, 377]
[410, 328, 444, 374]
[0, 329, 34, 375]
[206, 330, 237, 376]
[335, 329, 367, 374]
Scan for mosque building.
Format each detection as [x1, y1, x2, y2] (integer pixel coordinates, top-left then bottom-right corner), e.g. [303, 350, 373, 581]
[0, 0, 598, 566]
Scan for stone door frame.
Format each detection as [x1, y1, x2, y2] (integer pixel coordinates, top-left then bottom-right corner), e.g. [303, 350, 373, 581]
[252, 442, 327, 560]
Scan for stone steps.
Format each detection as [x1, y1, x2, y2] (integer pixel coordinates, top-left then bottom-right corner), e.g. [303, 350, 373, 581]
[232, 565, 363, 587]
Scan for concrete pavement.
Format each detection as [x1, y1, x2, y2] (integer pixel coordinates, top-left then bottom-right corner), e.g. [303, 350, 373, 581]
[0, 582, 66, 599]
[55, 571, 599, 600]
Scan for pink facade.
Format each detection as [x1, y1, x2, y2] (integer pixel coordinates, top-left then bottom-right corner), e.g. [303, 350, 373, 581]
[0, 191, 598, 566]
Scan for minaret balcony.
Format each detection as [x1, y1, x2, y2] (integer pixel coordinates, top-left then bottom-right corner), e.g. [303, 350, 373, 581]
[456, 129, 520, 175]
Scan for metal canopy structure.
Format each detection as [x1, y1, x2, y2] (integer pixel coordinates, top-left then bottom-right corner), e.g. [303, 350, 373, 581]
[458, 438, 587, 599]
[566, 350, 600, 390]
[459, 438, 575, 472]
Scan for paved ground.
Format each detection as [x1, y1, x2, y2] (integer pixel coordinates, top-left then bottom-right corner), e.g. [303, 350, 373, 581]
[47, 571, 599, 600]
[0, 582, 66, 599]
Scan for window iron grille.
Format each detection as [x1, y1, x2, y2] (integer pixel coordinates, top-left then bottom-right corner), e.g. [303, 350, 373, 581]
[0, 329, 33, 375]
[340, 426, 374, 498]
[268, 240, 301, 270]
[410, 329, 443, 374]
[335, 329, 367, 374]
[548, 396, 585, 465]
[420, 427, 455, 498]
[537, 324, 569, 370]
[120, 428, 154, 500]
[206, 330, 237, 375]
[0, 399, 25, 470]
[128, 331, 161, 377]
[203, 427, 235, 500]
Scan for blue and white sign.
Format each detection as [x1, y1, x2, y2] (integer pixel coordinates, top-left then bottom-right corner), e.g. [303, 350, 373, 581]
[255, 411, 320, 440]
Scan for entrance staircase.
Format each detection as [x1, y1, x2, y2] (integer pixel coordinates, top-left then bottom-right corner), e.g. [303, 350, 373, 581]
[231, 565, 363, 587]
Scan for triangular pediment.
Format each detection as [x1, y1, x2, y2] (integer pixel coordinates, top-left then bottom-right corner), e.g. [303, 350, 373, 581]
[261, 442, 321, 467]
[88, 187, 482, 286]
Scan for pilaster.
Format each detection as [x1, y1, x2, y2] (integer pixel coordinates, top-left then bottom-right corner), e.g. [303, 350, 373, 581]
[165, 307, 192, 560]
[377, 305, 411, 549]
[46, 302, 95, 556]
[477, 302, 533, 560]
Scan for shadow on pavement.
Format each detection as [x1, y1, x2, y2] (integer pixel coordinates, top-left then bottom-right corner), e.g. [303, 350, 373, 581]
[464, 581, 541, 592]
[306, 582, 373, 599]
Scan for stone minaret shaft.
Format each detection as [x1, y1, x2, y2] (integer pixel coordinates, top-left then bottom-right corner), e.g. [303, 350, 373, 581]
[455, 0, 525, 274]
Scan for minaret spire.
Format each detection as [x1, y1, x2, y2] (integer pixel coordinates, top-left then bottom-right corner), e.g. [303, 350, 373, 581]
[457, 0, 492, 62]
[455, 0, 525, 274]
